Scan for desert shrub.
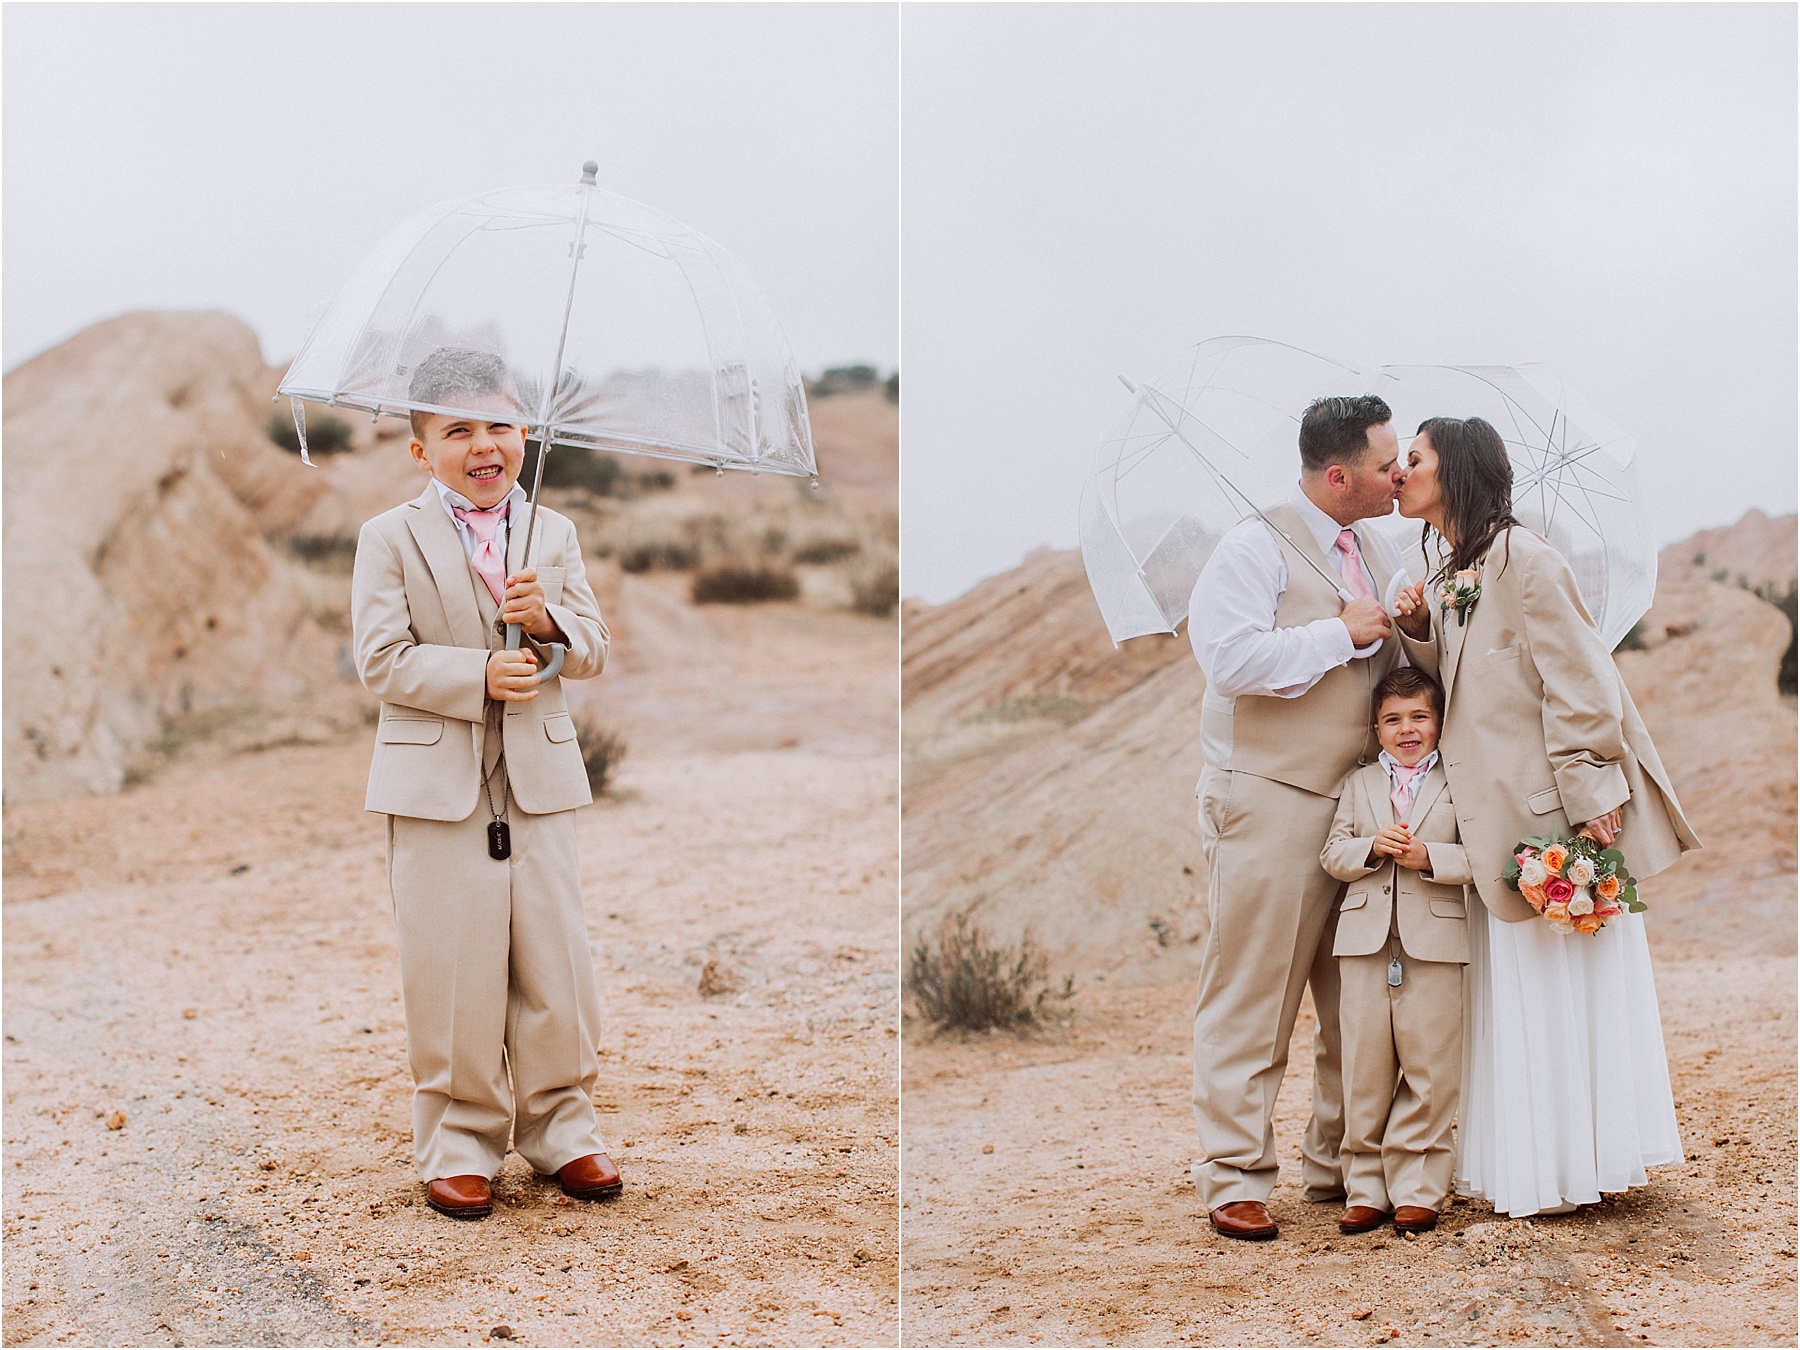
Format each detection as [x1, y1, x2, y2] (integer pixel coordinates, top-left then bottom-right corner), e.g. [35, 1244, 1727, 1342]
[1751, 579, 1798, 695]
[690, 565, 799, 604]
[907, 912, 1073, 1032]
[283, 534, 358, 569]
[850, 559, 900, 618]
[521, 442, 623, 496]
[884, 371, 899, 404]
[793, 536, 862, 565]
[807, 364, 881, 399]
[639, 470, 676, 492]
[268, 409, 354, 458]
[618, 540, 700, 573]
[1614, 620, 1647, 652]
[571, 713, 628, 796]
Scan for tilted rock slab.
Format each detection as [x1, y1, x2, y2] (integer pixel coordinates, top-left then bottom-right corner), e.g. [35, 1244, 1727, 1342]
[4, 311, 336, 802]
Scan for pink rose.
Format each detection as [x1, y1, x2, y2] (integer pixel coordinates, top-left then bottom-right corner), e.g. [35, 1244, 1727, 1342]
[1544, 876, 1576, 906]
[1593, 896, 1622, 918]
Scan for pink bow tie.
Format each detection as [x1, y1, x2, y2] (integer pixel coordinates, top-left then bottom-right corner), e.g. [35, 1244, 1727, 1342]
[451, 500, 509, 604]
[1389, 760, 1428, 821]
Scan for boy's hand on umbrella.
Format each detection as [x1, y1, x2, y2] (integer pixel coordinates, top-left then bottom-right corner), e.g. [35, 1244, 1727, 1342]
[487, 647, 541, 702]
[501, 569, 563, 642]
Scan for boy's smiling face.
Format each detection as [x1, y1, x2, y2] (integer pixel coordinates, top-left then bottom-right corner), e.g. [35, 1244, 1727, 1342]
[409, 395, 527, 510]
[1375, 692, 1440, 767]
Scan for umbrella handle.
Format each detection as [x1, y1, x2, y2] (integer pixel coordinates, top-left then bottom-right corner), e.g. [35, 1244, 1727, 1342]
[505, 622, 566, 683]
[1339, 587, 1386, 658]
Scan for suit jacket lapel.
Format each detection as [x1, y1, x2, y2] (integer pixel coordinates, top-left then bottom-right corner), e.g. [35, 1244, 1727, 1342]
[506, 494, 533, 578]
[1439, 579, 1470, 701]
[1367, 768, 1396, 828]
[405, 483, 487, 652]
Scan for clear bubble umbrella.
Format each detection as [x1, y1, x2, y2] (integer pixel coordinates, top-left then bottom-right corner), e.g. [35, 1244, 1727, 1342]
[1081, 337, 1655, 651]
[278, 159, 817, 677]
[1080, 336, 1386, 647]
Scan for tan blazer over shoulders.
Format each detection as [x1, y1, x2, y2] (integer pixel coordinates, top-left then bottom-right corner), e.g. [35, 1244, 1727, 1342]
[1321, 761, 1471, 964]
[351, 483, 609, 821]
[1397, 528, 1699, 922]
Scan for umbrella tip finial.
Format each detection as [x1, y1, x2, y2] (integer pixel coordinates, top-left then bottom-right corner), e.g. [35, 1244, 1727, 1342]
[580, 161, 598, 185]
[1117, 373, 1140, 394]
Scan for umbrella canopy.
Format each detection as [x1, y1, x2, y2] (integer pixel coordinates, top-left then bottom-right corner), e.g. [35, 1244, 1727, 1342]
[1081, 337, 1654, 651]
[278, 161, 815, 481]
[1081, 337, 1380, 645]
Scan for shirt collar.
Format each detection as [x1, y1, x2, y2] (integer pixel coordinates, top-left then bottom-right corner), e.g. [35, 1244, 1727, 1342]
[1287, 484, 1353, 556]
[433, 478, 525, 517]
[1378, 748, 1439, 781]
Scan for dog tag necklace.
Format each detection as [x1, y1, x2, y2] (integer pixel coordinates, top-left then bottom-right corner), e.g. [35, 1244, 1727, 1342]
[482, 756, 511, 860]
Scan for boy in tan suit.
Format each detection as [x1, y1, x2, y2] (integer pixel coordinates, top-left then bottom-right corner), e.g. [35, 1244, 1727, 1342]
[351, 347, 622, 1220]
[1320, 666, 1470, 1235]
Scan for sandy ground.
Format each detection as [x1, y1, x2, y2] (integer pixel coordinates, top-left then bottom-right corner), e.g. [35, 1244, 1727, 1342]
[3, 582, 898, 1347]
[902, 950, 1796, 1348]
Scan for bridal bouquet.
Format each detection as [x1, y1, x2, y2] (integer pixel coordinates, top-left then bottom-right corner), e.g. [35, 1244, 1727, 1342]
[1502, 830, 1643, 935]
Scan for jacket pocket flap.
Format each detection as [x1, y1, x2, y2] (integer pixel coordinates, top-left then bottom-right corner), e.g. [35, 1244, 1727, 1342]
[1527, 785, 1562, 815]
[377, 718, 444, 745]
[1340, 889, 1371, 911]
[1428, 897, 1467, 918]
[543, 713, 577, 744]
[1484, 643, 1522, 661]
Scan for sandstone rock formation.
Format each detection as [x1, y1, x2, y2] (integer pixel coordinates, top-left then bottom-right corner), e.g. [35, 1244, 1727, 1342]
[3, 312, 343, 802]
[1657, 508, 1796, 593]
[903, 529, 1797, 984]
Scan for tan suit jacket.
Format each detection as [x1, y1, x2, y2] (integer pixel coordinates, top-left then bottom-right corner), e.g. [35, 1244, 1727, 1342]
[351, 483, 608, 820]
[1398, 528, 1699, 922]
[1321, 761, 1471, 964]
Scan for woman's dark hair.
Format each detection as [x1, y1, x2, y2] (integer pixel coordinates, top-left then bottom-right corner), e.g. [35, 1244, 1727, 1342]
[1415, 415, 1519, 582]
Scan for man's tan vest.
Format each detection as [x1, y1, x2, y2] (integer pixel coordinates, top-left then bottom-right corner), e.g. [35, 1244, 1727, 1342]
[1199, 506, 1400, 798]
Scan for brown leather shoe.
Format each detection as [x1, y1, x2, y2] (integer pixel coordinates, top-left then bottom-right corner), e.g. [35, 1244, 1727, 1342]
[1393, 1205, 1439, 1233]
[556, 1153, 623, 1201]
[1209, 1200, 1278, 1241]
[1338, 1205, 1389, 1234]
[425, 1174, 491, 1220]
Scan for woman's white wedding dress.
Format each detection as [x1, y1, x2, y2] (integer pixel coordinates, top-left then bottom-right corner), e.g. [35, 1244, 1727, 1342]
[1457, 905, 1684, 1217]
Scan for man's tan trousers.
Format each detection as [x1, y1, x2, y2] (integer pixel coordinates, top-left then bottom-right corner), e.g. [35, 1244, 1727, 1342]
[387, 760, 607, 1182]
[1192, 767, 1345, 1210]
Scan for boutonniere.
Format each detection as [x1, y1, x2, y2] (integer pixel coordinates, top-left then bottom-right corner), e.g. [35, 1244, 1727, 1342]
[1438, 569, 1481, 626]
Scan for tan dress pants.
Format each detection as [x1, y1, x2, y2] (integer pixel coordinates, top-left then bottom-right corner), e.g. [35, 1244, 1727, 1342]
[387, 758, 607, 1182]
[1338, 929, 1463, 1212]
[1192, 768, 1345, 1210]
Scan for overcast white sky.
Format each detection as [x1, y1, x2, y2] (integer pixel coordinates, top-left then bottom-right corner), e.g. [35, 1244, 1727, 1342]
[901, 3, 1798, 604]
[3, 3, 897, 376]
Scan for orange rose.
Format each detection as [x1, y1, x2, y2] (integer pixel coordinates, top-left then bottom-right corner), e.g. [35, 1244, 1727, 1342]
[1544, 901, 1570, 925]
[1595, 875, 1622, 902]
[1541, 845, 1570, 873]
[1520, 882, 1549, 913]
[1572, 912, 1605, 935]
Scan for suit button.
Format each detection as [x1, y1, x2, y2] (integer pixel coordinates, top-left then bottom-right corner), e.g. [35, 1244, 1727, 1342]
[1382, 885, 1392, 894]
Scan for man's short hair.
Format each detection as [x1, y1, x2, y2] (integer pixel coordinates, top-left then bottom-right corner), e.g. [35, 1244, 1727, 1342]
[1298, 394, 1392, 473]
[406, 347, 520, 437]
[1372, 664, 1444, 724]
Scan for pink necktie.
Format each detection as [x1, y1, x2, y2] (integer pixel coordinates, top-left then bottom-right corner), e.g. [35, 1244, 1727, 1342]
[1335, 528, 1373, 600]
[1390, 761, 1428, 821]
[451, 501, 509, 604]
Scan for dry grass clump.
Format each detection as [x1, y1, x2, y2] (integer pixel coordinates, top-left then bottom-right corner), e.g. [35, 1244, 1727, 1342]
[907, 911, 1073, 1032]
[849, 556, 900, 618]
[690, 565, 800, 605]
[571, 713, 628, 796]
[792, 534, 863, 565]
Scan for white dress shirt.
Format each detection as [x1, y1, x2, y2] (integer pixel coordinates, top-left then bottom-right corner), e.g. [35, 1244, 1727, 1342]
[1187, 487, 1378, 699]
[1378, 748, 1441, 818]
[432, 479, 527, 569]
